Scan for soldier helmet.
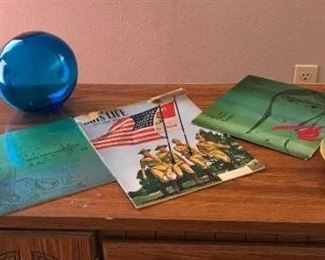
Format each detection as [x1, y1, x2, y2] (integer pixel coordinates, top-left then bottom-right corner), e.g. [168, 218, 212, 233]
[155, 144, 167, 151]
[172, 138, 181, 144]
[138, 148, 151, 155]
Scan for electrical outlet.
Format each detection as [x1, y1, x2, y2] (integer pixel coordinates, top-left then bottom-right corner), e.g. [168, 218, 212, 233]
[293, 64, 318, 84]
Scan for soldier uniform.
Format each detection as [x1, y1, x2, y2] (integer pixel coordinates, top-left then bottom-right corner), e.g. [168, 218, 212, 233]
[195, 134, 231, 162]
[139, 149, 176, 183]
[155, 145, 195, 178]
[155, 144, 201, 184]
[172, 138, 217, 181]
[172, 139, 208, 170]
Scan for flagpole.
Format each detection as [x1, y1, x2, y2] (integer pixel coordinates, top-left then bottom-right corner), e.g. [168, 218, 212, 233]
[173, 96, 193, 156]
[149, 89, 187, 164]
[157, 103, 176, 164]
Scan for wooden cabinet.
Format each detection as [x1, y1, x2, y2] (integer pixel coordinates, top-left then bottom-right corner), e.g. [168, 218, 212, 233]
[0, 231, 96, 260]
[102, 240, 325, 260]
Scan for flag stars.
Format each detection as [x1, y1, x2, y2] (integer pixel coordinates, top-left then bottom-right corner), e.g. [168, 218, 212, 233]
[132, 107, 158, 130]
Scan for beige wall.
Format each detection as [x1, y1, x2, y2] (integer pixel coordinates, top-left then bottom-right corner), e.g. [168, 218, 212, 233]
[1, 0, 324, 84]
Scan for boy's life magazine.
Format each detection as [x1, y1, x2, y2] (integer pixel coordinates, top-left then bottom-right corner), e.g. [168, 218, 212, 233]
[193, 75, 325, 159]
[75, 89, 264, 208]
[0, 118, 115, 215]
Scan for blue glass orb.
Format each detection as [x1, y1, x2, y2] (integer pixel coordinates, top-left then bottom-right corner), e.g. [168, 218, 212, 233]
[0, 31, 78, 112]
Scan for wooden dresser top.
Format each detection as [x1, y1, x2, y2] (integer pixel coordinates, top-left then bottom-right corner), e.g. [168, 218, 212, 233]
[0, 84, 324, 235]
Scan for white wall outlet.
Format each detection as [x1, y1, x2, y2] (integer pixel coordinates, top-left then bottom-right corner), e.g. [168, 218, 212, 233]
[293, 64, 318, 84]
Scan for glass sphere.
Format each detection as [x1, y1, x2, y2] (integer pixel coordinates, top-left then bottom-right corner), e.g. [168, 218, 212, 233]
[0, 31, 78, 112]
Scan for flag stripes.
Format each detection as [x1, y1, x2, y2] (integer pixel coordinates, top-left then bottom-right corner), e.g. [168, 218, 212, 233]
[91, 107, 162, 150]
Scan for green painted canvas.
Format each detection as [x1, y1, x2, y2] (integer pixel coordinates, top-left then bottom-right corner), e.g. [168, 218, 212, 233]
[193, 75, 325, 159]
[0, 118, 115, 215]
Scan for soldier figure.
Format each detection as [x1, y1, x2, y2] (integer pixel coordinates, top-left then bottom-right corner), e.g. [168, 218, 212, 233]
[138, 148, 181, 194]
[155, 144, 201, 186]
[171, 138, 217, 181]
[195, 133, 231, 163]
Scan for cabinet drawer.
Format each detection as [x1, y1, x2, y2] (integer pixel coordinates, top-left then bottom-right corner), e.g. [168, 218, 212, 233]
[103, 240, 325, 260]
[0, 231, 96, 260]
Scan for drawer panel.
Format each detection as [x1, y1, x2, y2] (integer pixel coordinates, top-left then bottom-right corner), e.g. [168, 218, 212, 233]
[0, 231, 96, 260]
[103, 240, 325, 260]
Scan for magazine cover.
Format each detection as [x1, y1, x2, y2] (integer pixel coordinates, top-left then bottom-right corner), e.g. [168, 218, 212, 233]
[75, 89, 264, 208]
[193, 75, 325, 159]
[0, 118, 115, 215]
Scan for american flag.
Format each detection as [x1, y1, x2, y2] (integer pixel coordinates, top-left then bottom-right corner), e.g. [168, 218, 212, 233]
[92, 107, 163, 150]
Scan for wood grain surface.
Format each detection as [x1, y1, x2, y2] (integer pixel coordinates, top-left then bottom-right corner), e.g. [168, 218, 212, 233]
[0, 84, 324, 237]
[0, 231, 96, 260]
[102, 240, 325, 260]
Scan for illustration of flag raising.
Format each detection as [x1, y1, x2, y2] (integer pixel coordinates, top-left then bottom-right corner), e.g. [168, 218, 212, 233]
[92, 107, 164, 150]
